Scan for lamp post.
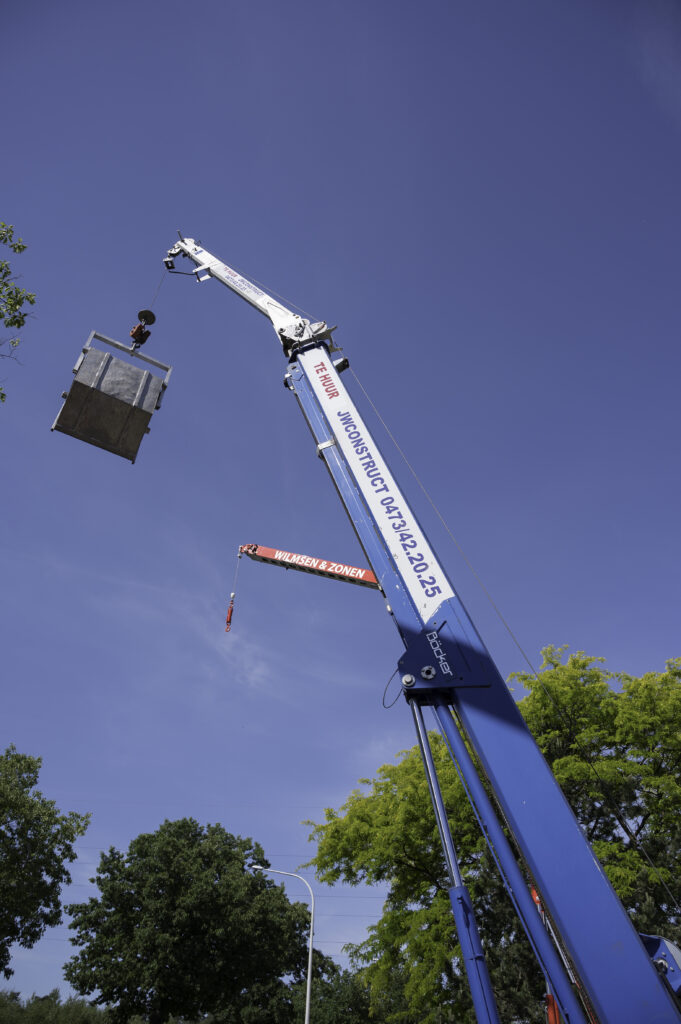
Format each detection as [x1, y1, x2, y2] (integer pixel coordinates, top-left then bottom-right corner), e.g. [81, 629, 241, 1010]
[253, 865, 315, 1024]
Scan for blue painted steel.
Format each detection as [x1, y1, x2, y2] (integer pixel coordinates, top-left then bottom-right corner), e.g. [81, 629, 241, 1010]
[171, 233, 679, 1024]
[437, 681, 679, 1023]
[286, 358, 418, 634]
[410, 701, 464, 886]
[289, 355, 584, 1017]
[286, 343, 681, 1024]
[449, 885, 502, 1024]
[640, 935, 681, 998]
[433, 699, 589, 1024]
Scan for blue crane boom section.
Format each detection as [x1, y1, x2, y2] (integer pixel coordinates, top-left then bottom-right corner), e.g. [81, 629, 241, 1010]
[165, 235, 681, 1024]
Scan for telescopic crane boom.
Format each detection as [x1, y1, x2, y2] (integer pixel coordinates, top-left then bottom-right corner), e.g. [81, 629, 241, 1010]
[165, 234, 681, 1024]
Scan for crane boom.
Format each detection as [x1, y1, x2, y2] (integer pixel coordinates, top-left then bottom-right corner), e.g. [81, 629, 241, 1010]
[165, 236, 336, 350]
[239, 544, 380, 589]
[166, 234, 681, 1024]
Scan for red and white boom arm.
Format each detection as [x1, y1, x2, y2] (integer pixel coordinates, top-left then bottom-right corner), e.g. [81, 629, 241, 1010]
[239, 544, 379, 589]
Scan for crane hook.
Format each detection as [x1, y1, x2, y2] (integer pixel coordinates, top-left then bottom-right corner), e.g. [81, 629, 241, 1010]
[130, 309, 156, 349]
[225, 592, 236, 632]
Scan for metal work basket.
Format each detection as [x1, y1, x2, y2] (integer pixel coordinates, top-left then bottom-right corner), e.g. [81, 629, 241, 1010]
[52, 331, 172, 463]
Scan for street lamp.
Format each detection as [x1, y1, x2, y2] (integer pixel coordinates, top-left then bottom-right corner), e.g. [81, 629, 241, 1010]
[253, 865, 315, 1024]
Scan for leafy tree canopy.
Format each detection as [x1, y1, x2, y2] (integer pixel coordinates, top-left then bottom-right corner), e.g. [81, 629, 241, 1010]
[0, 222, 36, 403]
[289, 964, 393, 1024]
[1, 971, 385, 1024]
[0, 988, 104, 1024]
[0, 746, 90, 979]
[64, 819, 324, 1024]
[305, 648, 681, 1024]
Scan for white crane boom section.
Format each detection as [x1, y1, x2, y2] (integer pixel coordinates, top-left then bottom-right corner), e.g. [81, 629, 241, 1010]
[165, 236, 335, 352]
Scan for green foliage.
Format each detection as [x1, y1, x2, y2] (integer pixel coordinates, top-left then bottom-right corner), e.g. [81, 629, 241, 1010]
[514, 646, 681, 937]
[289, 964, 390, 1024]
[0, 988, 105, 1023]
[306, 733, 542, 1024]
[64, 819, 320, 1024]
[0, 222, 36, 403]
[0, 746, 90, 979]
[306, 648, 681, 1023]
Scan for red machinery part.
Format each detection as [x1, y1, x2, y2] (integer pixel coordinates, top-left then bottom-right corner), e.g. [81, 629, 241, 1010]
[225, 593, 235, 632]
[239, 544, 380, 589]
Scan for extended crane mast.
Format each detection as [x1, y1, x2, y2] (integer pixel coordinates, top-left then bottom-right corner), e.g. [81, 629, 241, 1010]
[165, 235, 681, 1024]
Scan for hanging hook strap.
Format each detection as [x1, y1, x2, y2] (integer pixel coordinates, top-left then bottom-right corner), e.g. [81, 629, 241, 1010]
[225, 548, 243, 633]
[225, 594, 235, 632]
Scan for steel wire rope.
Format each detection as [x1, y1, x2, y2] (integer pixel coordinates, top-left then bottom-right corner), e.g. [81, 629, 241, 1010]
[347, 364, 681, 920]
[230, 546, 242, 594]
[146, 269, 167, 312]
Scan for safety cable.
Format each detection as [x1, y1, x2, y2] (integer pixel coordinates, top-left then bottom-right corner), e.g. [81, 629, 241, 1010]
[349, 365, 681, 920]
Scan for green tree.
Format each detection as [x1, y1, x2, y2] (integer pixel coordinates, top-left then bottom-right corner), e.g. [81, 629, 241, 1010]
[289, 964, 393, 1024]
[514, 646, 681, 938]
[307, 734, 540, 1024]
[0, 223, 36, 403]
[0, 990, 22, 1024]
[305, 648, 681, 1024]
[64, 819, 321, 1024]
[0, 989, 105, 1024]
[0, 746, 90, 979]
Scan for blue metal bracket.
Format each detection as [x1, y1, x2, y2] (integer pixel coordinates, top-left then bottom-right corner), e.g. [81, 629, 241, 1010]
[398, 622, 494, 699]
[640, 935, 681, 1000]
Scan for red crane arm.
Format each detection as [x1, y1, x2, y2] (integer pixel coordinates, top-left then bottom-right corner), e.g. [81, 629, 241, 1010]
[239, 544, 380, 590]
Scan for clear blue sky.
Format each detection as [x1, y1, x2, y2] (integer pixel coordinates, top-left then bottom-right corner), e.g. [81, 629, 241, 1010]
[2, 0, 681, 1000]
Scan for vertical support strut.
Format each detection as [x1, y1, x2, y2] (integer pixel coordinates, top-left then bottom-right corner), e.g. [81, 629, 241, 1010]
[410, 700, 501, 1024]
[432, 697, 589, 1024]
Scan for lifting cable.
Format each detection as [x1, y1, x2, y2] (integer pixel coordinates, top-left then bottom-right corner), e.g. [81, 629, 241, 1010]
[129, 271, 168, 348]
[147, 269, 167, 312]
[349, 364, 681, 920]
[224, 548, 242, 633]
[215, 257, 318, 323]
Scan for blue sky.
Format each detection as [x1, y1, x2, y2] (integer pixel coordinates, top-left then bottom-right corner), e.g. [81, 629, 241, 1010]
[2, 0, 681, 1000]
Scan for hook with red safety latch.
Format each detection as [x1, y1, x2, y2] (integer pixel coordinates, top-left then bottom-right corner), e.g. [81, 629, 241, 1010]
[130, 309, 156, 349]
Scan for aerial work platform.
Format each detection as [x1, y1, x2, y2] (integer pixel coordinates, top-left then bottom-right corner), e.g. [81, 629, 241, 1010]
[52, 331, 172, 463]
